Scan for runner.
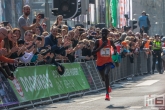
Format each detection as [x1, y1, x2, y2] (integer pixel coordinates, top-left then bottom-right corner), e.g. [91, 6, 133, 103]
[92, 28, 117, 101]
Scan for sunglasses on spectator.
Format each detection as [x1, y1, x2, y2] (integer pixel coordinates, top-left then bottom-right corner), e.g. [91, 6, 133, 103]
[1, 32, 8, 38]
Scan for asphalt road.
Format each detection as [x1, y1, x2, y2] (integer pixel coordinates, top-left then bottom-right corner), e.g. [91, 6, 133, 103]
[27, 73, 165, 110]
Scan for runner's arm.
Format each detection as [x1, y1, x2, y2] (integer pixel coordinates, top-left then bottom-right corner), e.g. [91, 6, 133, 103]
[110, 40, 117, 53]
[91, 40, 100, 55]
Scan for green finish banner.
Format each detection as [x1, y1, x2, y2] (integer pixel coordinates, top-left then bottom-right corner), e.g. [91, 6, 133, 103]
[8, 63, 90, 102]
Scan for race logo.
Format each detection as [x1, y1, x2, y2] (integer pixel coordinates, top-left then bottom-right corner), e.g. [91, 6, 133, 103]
[12, 77, 24, 97]
[144, 94, 165, 107]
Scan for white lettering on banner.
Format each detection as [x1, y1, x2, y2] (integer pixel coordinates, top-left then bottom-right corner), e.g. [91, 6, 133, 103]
[81, 79, 86, 86]
[28, 76, 37, 91]
[20, 77, 31, 92]
[72, 68, 79, 76]
[64, 79, 75, 88]
[19, 74, 53, 92]
[36, 75, 44, 90]
[56, 79, 76, 91]
[56, 81, 64, 91]
[52, 68, 80, 78]
[39, 75, 47, 89]
[52, 70, 61, 78]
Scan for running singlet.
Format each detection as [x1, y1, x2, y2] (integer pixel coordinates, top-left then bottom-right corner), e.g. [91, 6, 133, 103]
[96, 39, 113, 66]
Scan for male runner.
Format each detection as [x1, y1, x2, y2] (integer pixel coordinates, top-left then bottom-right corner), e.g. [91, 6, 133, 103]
[92, 28, 117, 101]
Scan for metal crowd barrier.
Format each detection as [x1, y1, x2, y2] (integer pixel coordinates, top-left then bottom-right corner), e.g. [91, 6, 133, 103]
[1, 52, 151, 110]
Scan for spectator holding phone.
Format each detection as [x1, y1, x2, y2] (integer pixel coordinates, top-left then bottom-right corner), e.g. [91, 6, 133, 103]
[44, 26, 71, 56]
[41, 17, 48, 32]
[18, 5, 41, 39]
[53, 15, 63, 29]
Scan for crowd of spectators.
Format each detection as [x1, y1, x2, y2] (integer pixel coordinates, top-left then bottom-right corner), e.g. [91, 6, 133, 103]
[0, 5, 163, 80]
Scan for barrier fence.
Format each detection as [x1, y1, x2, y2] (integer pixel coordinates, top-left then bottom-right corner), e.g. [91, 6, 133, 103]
[0, 52, 150, 110]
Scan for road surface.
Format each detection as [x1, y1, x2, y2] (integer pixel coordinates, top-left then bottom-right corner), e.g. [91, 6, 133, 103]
[26, 73, 165, 110]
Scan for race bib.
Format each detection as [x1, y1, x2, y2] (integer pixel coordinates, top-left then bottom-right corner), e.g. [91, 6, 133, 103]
[100, 48, 110, 57]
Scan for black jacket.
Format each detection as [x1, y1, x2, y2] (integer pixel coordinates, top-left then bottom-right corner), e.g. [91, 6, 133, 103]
[44, 34, 66, 55]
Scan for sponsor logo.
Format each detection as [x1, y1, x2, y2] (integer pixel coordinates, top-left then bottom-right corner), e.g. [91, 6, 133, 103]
[12, 77, 24, 97]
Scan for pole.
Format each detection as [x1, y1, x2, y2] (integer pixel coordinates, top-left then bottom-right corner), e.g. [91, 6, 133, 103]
[163, 0, 165, 35]
[87, 0, 90, 29]
[96, 0, 100, 24]
[105, 0, 106, 27]
[94, 0, 97, 25]
[45, 0, 50, 32]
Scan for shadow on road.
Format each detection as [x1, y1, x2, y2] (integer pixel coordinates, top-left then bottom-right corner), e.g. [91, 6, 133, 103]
[106, 105, 126, 109]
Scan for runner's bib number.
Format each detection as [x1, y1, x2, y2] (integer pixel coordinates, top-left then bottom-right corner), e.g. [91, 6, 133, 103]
[100, 48, 110, 57]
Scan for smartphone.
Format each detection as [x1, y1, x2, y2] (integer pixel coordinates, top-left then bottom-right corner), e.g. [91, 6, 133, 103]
[58, 28, 61, 33]
[37, 36, 42, 41]
[39, 14, 44, 19]
[33, 19, 36, 24]
[3, 21, 9, 26]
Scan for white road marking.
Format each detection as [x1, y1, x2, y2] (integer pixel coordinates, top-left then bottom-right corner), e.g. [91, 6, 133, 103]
[136, 80, 159, 86]
[78, 96, 113, 104]
[129, 106, 143, 109]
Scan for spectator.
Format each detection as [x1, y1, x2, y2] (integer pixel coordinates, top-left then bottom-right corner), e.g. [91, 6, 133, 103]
[13, 28, 21, 41]
[62, 25, 69, 33]
[18, 5, 41, 39]
[138, 11, 149, 35]
[44, 26, 71, 55]
[41, 17, 48, 32]
[53, 15, 63, 29]
[0, 28, 18, 80]
[35, 27, 41, 35]
[42, 23, 47, 32]
[0, 28, 18, 63]
[42, 31, 49, 37]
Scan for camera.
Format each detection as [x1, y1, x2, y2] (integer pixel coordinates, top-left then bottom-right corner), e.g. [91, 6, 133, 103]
[2, 21, 9, 26]
[38, 14, 44, 19]
[37, 36, 42, 41]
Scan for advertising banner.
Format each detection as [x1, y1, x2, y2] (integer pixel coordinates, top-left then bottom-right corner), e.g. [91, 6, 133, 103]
[119, 0, 126, 27]
[0, 73, 18, 107]
[110, 0, 118, 27]
[9, 63, 90, 102]
[105, 0, 111, 27]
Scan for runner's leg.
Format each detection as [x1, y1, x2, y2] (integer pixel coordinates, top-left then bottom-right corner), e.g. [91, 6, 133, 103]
[104, 65, 111, 94]
[98, 70, 105, 81]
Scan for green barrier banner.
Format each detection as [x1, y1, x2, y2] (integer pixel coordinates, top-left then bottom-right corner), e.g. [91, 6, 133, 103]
[8, 63, 90, 102]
